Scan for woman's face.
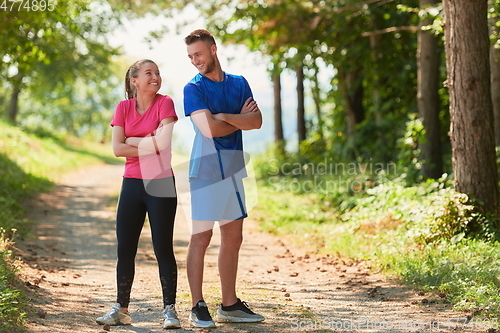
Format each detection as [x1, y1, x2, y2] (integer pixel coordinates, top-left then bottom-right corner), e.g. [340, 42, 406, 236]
[131, 62, 161, 95]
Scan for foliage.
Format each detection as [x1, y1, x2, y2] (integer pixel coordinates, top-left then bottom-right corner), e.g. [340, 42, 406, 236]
[0, 233, 25, 331]
[395, 113, 424, 183]
[0, 0, 122, 138]
[252, 161, 500, 315]
[1, 0, 120, 92]
[418, 194, 495, 244]
[0, 120, 118, 189]
[20, 58, 126, 141]
[174, 0, 440, 165]
[0, 117, 119, 238]
[0, 153, 50, 238]
[0, 120, 120, 331]
[0, 1, 188, 136]
[391, 240, 500, 316]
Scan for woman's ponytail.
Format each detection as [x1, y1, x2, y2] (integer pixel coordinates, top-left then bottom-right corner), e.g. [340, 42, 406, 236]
[124, 67, 135, 100]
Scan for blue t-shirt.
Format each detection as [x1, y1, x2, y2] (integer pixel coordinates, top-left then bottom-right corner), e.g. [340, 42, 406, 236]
[184, 72, 252, 180]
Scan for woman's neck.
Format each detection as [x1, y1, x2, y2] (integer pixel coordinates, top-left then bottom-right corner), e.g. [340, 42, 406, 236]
[135, 93, 157, 114]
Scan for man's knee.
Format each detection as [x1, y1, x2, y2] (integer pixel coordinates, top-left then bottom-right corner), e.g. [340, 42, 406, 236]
[221, 231, 243, 249]
[189, 229, 213, 249]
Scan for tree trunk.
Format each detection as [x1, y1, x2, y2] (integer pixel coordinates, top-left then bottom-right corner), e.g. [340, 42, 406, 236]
[489, 0, 500, 146]
[491, 39, 500, 147]
[369, 19, 382, 124]
[444, 0, 499, 218]
[418, 0, 443, 179]
[8, 74, 23, 124]
[296, 64, 306, 143]
[339, 69, 364, 138]
[310, 66, 324, 138]
[273, 71, 284, 144]
[8, 87, 21, 125]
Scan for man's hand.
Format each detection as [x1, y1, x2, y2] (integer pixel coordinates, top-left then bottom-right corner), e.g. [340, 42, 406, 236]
[211, 98, 262, 131]
[213, 97, 258, 122]
[240, 97, 259, 114]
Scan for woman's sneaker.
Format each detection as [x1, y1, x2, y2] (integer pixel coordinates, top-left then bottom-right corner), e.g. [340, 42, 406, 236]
[216, 299, 265, 323]
[163, 304, 181, 329]
[189, 300, 216, 328]
[96, 303, 132, 325]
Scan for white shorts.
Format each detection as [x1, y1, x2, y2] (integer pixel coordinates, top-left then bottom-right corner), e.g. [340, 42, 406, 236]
[189, 177, 247, 222]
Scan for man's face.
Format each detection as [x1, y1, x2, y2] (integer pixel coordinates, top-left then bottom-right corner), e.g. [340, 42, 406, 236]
[187, 40, 216, 75]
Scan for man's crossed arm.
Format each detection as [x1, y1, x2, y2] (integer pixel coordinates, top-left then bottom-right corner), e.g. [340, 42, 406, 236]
[190, 97, 262, 138]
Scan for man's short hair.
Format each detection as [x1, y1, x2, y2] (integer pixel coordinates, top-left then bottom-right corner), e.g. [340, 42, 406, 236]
[184, 29, 216, 46]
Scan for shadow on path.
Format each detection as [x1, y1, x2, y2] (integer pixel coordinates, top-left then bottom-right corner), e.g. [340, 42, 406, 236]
[16, 164, 481, 333]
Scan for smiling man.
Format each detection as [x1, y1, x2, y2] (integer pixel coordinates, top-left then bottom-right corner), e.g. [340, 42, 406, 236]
[182, 29, 264, 328]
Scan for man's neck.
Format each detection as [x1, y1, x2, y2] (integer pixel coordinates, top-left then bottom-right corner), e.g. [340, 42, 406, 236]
[204, 59, 224, 82]
[205, 70, 224, 82]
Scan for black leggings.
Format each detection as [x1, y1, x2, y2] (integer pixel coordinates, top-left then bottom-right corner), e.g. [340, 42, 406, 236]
[115, 177, 177, 308]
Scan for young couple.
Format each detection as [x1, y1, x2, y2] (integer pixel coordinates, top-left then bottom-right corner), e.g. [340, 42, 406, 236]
[95, 29, 264, 329]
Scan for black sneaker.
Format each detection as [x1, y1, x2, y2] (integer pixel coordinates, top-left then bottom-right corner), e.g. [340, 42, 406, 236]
[189, 300, 216, 328]
[216, 299, 265, 323]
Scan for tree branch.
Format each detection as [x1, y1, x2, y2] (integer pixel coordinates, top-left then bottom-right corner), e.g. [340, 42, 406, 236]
[361, 26, 419, 37]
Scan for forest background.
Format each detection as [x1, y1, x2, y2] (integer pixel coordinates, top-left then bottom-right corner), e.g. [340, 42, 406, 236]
[2, 0, 500, 331]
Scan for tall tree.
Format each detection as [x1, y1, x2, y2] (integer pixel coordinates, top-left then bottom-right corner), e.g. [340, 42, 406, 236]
[309, 62, 324, 138]
[313, 0, 419, 160]
[489, 0, 500, 146]
[338, 69, 365, 138]
[418, 0, 443, 179]
[443, 0, 499, 218]
[296, 63, 306, 143]
[273, 68, 285, 144]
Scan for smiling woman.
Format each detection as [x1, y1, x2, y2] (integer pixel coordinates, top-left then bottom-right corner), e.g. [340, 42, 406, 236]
[96, 58, 181, 329]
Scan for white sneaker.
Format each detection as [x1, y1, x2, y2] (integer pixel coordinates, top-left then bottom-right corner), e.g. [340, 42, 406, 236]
[163, 304, 181, 329]
[96, 303, 132, 326]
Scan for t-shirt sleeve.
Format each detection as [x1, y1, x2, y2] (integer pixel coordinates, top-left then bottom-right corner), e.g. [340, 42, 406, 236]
[183, 83, 209, 117]
[159, 95, 178, 121]
[242, 76, 253, 100]
[110, 100, 127, 127]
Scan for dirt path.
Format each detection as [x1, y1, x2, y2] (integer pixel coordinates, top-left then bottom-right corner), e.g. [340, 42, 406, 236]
[15, 164, 487, 333]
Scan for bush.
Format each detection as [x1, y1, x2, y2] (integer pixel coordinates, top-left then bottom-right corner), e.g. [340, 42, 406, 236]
[394, 240, 500, 316]
[0, 231, 26, 330]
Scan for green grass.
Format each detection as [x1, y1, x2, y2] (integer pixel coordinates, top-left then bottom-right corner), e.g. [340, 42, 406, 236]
[0, 236, 25, 330]
[388, 239, 500, 316]
[252, 170, 500, 318]
[0, 119, 120, 331]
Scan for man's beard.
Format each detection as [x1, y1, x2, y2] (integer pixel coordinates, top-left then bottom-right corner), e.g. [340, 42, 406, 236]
[201, 58, 216, 75]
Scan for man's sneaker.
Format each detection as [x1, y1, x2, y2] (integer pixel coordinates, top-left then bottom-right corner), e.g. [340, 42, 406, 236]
[96, 303, 132, 326]
[189, 300, 216, 328]
[216, 299, 265, 323]
[163, 304, 181, 329]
